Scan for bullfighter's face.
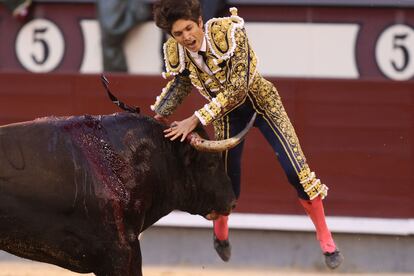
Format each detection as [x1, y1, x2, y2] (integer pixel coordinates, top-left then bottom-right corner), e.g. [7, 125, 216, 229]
[171, 17, 204, 52]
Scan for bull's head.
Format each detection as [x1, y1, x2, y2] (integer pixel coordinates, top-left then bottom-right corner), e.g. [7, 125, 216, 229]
[100, 75, 253, 221]
[182, 113, 256, 220]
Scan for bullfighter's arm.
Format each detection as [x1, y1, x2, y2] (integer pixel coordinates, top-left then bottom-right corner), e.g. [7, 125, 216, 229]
[194, 27, 250, 126]
[151, 73, 192, 117]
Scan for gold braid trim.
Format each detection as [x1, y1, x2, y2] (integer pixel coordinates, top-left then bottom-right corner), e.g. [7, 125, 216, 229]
[212, 118, 225, 141]
[194, 108, 213, 126]
[196, 28, 250, 126]
[151, 75, 192, 116]
[298, 166, 329, 200]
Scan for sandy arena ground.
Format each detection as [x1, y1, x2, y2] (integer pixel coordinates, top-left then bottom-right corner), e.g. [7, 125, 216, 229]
[0, 262, 413, 276]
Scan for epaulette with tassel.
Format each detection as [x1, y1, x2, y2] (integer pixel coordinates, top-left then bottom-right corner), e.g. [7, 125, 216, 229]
[162, 37, 186, 79]
[204, 7, 245, 64]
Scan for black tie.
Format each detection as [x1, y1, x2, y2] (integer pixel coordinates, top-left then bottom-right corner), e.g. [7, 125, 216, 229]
[198, 51, 208, 63]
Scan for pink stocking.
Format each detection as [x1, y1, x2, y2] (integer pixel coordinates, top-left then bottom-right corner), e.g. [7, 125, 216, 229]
[213, 215, 229, 241]
[299, 196, 336, 253]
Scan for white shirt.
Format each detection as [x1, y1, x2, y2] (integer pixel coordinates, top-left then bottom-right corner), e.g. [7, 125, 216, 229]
[188, 37, 213, 75]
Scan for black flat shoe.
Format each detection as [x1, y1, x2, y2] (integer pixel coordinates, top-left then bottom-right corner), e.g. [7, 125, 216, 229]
[213, 235, 231, 262]
[324, 249, 344, 269]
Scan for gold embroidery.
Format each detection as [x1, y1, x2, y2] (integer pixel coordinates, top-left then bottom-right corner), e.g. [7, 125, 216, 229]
[298, 166, 329, 199]
[247, 76, 329, 199]
[196, 27, 253, 125]
[163, 37, 185, 75]
[151, 74, 192, 116]
[212, 118, 225, 140]
[205, 11, 245, 61]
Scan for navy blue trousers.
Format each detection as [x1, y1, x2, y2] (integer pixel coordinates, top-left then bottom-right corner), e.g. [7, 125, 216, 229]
[221, 97, 310, 200]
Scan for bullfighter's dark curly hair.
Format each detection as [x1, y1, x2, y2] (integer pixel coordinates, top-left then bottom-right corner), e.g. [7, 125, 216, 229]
[153, 0, 202, 33]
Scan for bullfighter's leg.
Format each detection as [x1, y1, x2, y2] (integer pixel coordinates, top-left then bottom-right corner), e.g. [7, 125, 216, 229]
[213, 215, 231, 261]
[212, 110, 249, 262]
[299, 196, 343, 269]
[95, 241, 142, 276]
[249, 88, 344, 269]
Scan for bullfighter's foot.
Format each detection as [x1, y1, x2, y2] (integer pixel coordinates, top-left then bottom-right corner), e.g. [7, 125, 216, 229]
[324, 249, 344, 269]
[213, 235, 231, 262]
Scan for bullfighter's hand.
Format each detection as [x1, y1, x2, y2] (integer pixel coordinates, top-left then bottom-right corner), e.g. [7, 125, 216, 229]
[164, 114, 199, 142]
[154, 113, 169, 125]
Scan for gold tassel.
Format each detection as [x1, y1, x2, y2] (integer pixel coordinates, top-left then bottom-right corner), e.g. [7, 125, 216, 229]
[230, 7, 238, 17]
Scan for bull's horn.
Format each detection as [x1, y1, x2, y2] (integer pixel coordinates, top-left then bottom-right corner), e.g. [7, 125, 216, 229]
[187, 113, 257, 152]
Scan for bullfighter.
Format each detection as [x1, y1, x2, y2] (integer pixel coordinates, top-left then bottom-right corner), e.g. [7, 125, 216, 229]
[151, 0, 344, 269]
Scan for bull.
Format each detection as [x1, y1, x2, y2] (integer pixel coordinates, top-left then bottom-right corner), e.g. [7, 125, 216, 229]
[0, 112, 255, 276]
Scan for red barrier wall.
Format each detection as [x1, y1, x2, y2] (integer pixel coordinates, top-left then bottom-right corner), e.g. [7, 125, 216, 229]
[0, 73, 413, 218]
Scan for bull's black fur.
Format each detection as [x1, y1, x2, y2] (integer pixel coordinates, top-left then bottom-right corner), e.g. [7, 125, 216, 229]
[0, 113, 235, 276]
